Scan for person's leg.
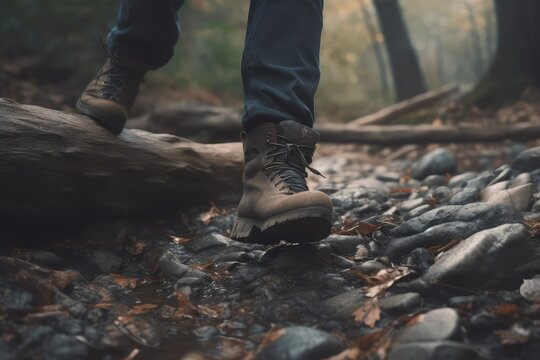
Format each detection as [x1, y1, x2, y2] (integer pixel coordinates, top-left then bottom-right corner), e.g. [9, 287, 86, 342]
[107, 0, 186, 70]
[231, 0, 332, 244]
[241, 0, 324, 130]
[77, 0, 186, 133]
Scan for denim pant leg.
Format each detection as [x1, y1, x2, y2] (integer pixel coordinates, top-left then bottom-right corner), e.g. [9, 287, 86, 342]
[107, 0, 186, 70]
[241, 0, 324, 130]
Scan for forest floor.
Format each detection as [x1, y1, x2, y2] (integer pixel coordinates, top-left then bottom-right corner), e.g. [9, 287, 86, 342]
[2, 57, 540, 360]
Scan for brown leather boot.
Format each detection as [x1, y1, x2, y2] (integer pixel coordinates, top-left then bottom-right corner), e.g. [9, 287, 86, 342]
[76, 56, 145, 134]
[231, 121, 333, 245]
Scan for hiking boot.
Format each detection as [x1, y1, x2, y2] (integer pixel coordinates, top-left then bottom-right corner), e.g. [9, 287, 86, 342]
[231, 120, 333, 245]
[76, 56, 145, 134]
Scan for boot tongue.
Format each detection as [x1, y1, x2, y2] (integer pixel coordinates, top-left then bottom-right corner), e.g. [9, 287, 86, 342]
[274, 121, 320, 192]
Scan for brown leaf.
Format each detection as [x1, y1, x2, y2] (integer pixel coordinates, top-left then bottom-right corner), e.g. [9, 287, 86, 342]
[523, 218, 540, 237]
[389, 187, 413, 195]
[111, 274, 139, 289]
[170, 236, 192, 245]
[328, 326, 393, 360]
[128, 304, 158, 315]
[495, 325, 530, 345]
[428, 239, 461, 256]
[360, 266, 412, 298]
[334, 220, 379, 236]
[122, 349, 140, 360]
[197, 305, 223, 318]
[492, 303, 520, 318]
[353, 298, 380, 328]
[199, 202, 225, 225]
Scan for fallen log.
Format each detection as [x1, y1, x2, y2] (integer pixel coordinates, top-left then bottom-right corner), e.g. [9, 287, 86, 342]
[126, 104, 540, 145]
[348, 84, 459, 126]
[0, 99, 243, 222]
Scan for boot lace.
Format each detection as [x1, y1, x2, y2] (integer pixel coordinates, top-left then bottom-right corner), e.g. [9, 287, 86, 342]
[97, 55, 141, 100]
[263, 134, 325, 193]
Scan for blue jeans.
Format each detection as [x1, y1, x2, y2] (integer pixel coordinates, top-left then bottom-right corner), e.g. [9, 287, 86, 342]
[107, 0, 323, 130]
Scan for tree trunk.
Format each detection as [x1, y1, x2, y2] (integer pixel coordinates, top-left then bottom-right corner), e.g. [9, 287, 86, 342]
[373, 0, 427, 101]
[468, 0, 540, 106]
[0, 99, 243, 223]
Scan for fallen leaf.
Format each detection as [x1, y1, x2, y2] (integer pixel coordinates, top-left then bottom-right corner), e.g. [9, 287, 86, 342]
[428, 239, 461, 256]
[358, 266, 412, 298]
[334, 220, 379, 236]
[523, 218, 540, 237]
[111, 274, 139, 289]
[200, 202, 225, 225]
[196, 304, 223, 318]
[128, 304, 158, 315]
[115, 315, 160, 347]
[353, 298, 380, 328]
[495, 325, 530, 345]
[258, 328, 287, 348]
[389, 187, 413, 195]
[492, 303, 520, 317]
[122, 349, 140, 360]
[405, 314, 426, 327]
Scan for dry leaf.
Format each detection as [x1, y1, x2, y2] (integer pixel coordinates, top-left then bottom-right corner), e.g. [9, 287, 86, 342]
[428, 239, 461, 257]
[111, 274, 139, 289]
[128, 304, 158, 315]
[353, 298, 380, 328]
[170, 236, 192, 245]
[523, 218, 540, 236]
[197, 304, 223, 318]
[122, 349, 140, 360]
[492, 303, 520, 317]
[334, 220, 379, 236]
[199, 202, 225, 225]
[360, 266, 412, 298]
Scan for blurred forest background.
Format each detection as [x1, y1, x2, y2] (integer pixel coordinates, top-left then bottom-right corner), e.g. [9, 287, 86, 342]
[0, 0, 496, 122]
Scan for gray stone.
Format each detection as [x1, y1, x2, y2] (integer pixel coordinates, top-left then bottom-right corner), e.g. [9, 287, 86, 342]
[448, 187, 479, 205]
[411, 148, 457, 180]
[79, 249, 123, 273]
[464, 171, 495, 189]
[331, 254, 354, 268]
[394, 308, 460, 344]
[325, 235, 366, 255]
[398, 198, 425, 213]
[532, 199, 540, 212]
[44, 334, 88, 360]
[480, 181, 510, 200]
[379, 293, 422, 315]
[255, 326, 344, 360]
[391, 202, 517, 237]
[422, 175, 448, 187]
[405, 204, 432, 220]
[376, 172, 401, 182]
[388, 341, 479, 360]
[487, 167, 512, 186]
[511, 172, 531, 188]
[184, 233, 231, 253]
[412, 224, 534, 290]
[448, 173, 477, 188]
[512, 146, 540, 172]
[354, 259, 386, 274]
[260, 244, 324, 269]
[347, 177, 390, 192]
[520, 276, 540, 302]
[159, 250, 207, 279]
[322, 288, 365, 319]
[484, 183, 536, 212]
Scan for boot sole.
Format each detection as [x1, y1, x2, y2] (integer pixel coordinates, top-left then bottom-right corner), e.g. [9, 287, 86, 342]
[76, 99, 126, 135]
[231, 206, 333, 245]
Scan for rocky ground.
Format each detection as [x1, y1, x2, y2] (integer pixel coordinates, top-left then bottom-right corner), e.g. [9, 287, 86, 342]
[2, 140, 540, 360]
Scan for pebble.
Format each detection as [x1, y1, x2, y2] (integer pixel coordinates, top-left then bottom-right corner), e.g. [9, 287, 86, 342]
[354, 259, 386, 274]
[398, 198, 425, 213]
[512, 146, 540, 172]
[158, 250, 207, 279]
[184, 233, 230, 253]
[422, 175, 448, 187]
[520, 276, 540, 302]
[411, 148, 457, 180]
[379, 293, 422, 315]
[255, 326, 344, 360]
[322, 289, 365, 319]
[325, 235, 366, 255]
[44, 334, 88, 360]
[388, 341, 479, 360]
[410, 224, 534, 290]
[484, 183, 536, 212]
[405, 204, 432, 220]
[448, 172, 477, 188]
[79, 249, 123, 273]
[447, 187, 479, 205]
[393, 308, 460, 344]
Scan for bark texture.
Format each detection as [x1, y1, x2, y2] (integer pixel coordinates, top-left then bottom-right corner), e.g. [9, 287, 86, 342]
[468, 0, 540, 106]
[373, 0, 426, 101]
[0, 99, 243, 222]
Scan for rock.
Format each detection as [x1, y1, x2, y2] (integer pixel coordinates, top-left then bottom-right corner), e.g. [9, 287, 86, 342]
[259, 244, 324, 269]
[448, 173, 477, 188]
[255, 326, 344, 360]
[79, 249, 123, 273]
[158, 250, 208, 279]
[405, 204, 432, 220]
[511, 173, 531, 188]
[354, 259, 386, 274]
[484, 183, 536, 212]
[184, 233, 231, 253]
[487, 167, 513, 186]
[410, 224, 534, 290]
[347, 177, 390, 192]
[512, 146, 540, 172]
[429, 186, 452, 202]
[411, 148, 457, 180]
[531, 199, 540, 212]
[331, 254, 354, 269]
[322, 288, 365, 319]
[376, 172, 401, 182]
[520, 276, 540, 302]
[391, 202, 517, 238]
[44, 334, 88, 360]
[398, 198, 425, 213]
[402, 248, 434, 273]
[464, 171, 495, 189]
[385, 221, 479, 260]
[447, 187, 479, 205]
[393, 308, 460, 344]
[379, 293, 422, 315]
[194, 326, 219, 340]
[325, 235, 366, 255]
[480, 181, 510, 200]
[422, 175, 448, 187]
[388, 341, 479, 360]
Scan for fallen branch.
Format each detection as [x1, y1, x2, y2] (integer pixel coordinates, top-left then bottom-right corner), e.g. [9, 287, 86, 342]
[348, 84, 459, 126]
[0, 99, 243, 222]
